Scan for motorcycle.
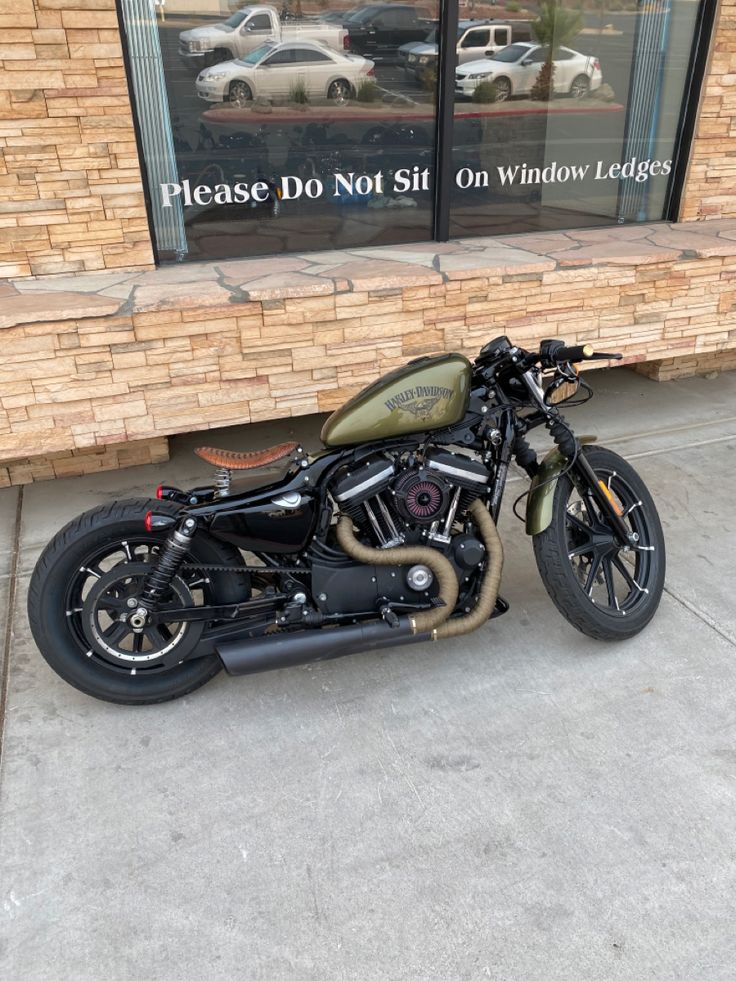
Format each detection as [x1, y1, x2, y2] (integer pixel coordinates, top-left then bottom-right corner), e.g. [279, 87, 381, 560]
[28, 336, 665, 705]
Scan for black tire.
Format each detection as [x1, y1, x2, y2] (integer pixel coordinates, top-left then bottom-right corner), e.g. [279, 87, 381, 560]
[533, 446, 665, 641]
[28, 499, 250, 705]
[228, 80, 253, 107]
[570, 74, 590, 99]
[494, 77, 512, 101]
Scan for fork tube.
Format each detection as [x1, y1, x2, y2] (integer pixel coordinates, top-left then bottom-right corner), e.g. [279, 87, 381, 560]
[574, 454, 634, 544]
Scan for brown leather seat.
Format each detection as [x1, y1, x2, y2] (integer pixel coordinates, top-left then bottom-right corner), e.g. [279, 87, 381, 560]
[195, 441, 299, 471]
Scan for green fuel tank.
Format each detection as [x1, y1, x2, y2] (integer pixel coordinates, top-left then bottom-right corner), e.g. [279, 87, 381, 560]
[321, 353, 472, 447]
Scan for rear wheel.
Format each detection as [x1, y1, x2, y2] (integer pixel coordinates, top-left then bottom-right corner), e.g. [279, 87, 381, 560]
[570, 74, 590, 98]
[28, 499, 250, 705]
[533, 447, 665, 640]
[229, 80, 253, 107]
[328, 78, 352, 103]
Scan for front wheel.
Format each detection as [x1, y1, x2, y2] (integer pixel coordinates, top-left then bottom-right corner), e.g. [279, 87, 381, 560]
[228, 80, 253, 107]
[493, 77, 512, 102]
[533, 446, 665, 640]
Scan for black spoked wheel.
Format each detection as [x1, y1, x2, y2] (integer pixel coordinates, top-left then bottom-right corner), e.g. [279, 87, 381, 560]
[74, 555, 206, 673]
[28, 499, 250, 704]
[533, 446, 665, 640]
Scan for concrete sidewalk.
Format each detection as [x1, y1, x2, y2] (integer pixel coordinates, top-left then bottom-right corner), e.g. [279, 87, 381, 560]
[1, 368, 735, 980]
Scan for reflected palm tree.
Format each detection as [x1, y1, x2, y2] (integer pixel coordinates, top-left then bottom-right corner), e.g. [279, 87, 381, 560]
[531, 1, 583, 100]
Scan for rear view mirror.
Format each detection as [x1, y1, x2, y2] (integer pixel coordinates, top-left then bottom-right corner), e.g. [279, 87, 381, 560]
[521, 58, 533, 66]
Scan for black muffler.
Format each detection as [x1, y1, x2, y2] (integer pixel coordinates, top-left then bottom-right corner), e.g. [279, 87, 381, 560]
[216, 617, 431, 676]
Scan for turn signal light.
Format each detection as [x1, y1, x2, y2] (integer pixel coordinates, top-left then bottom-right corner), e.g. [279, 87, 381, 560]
[156, 484, 188, 503]
[144, 511, 177, 533]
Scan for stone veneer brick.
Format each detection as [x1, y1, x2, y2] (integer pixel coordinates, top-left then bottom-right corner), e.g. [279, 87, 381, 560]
[681, 0, 736, 220]
[0, 434, 169, 487]
[635, 347, 736, 381]
[0, 2, 735, 483]
[0, 222, 735, 482]
[0, 0, 154, 278]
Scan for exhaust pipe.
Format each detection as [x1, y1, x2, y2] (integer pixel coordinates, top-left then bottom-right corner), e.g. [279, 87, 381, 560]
[217, 618, 432, 676]
[218, 499, 503, 677]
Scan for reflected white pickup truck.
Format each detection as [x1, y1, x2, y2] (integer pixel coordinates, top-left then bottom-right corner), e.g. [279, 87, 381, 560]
[179, 4, 348, 69]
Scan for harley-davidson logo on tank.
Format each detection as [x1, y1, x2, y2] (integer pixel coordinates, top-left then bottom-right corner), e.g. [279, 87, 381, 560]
[384, 386, 454, 419]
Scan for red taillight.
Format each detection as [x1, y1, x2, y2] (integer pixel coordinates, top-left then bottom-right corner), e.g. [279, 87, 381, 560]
[593, 59, 601, 71]
[156, 484, 164, 500]
[343, 34, 349, 50]
[144, 511, 153, 533]
[367, 67, 375, 77]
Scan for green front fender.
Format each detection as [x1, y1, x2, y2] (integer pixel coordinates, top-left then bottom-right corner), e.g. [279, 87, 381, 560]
[525, 436, 597, 536]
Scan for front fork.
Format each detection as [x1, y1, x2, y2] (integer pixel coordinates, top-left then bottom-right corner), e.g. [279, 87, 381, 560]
[573, 451, 633, 544]
[518, 370, 633, 543]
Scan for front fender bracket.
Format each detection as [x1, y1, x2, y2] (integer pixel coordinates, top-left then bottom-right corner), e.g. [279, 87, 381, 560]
[525, 435, 597, 536]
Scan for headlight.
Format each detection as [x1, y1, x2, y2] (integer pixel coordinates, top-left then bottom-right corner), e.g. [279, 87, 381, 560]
[205, 72, 226, 80]
[469, 72, 491, 80]
[418, 56, 431, 65]
[408, 54, 417, 62]
[188, 40, 207, 52]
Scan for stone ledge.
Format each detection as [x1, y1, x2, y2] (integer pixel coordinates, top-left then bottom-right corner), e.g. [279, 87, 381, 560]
[2, 219, 736, 477]
[0, 436, 169, 487]
[4, 220, 736, 328]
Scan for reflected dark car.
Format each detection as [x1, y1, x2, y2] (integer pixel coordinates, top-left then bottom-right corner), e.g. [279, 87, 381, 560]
[346, 4, 435, 62]
[317, 7, 363, 24]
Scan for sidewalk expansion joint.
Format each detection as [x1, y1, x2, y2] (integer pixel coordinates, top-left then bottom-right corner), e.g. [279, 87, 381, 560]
[663, 583, 736, 651]
[0, 486, 24, 778]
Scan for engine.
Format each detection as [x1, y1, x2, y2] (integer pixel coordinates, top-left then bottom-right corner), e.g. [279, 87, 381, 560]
[312, 447, 491, 617]
[330, 447, 490, 549]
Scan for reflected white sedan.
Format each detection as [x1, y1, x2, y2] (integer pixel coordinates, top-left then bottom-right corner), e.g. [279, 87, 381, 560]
[196, 40, 376, 106]
[455, 42, 603, 101]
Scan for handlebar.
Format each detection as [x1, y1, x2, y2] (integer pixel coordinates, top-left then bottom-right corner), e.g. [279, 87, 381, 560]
[537, 339, 623, 367]
[476, 334, 623, 372]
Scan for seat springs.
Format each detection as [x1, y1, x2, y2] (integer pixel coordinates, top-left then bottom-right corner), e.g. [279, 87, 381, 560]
[214, 466, 231, 498]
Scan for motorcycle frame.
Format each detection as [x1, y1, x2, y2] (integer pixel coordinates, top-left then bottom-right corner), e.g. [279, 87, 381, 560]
[145, 342, 632, 635]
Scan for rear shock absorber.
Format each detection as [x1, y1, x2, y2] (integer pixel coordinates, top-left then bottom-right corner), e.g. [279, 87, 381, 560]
[138, 516, 198, 614]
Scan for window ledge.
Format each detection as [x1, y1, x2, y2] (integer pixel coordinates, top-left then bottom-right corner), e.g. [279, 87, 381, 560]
[3, 220, 736, 329]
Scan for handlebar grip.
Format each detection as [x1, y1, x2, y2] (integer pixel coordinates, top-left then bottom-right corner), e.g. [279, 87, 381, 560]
[554, 343, 595, 363]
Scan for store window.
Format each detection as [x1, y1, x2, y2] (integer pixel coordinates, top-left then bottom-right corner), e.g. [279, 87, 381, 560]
[450, 0, 705, 236]
[119, 1, 712, 264]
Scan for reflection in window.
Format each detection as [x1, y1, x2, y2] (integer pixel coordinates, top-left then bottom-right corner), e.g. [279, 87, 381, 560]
[450, 0, 702, 238]
[120, 0, 707, 263]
